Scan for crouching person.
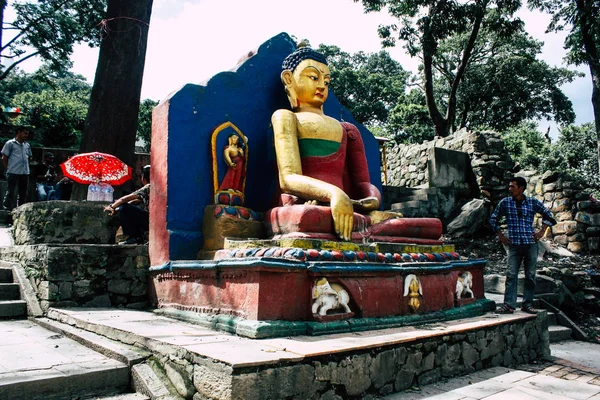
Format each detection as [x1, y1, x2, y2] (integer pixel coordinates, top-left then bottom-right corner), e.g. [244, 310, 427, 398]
[104, 165, 150, 245]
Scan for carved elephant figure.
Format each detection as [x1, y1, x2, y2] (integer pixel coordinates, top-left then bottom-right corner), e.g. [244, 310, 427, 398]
[311, 278, 351, 316]
[456, 271, 474, 299]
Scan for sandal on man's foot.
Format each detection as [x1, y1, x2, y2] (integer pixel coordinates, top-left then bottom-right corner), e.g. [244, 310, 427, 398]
[521, 304, 540, 314]
[495, 304, 515, 314]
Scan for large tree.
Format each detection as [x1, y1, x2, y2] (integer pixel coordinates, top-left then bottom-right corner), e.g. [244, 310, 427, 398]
[442, 24, 577, 131]
[0, 0, 105, 81]
[1, 67, 91, 147]
[356, 0, 522, 137]
[75, 0, 153, 198]
[318, 44, 409, 134]
[529, 0, 600, 171]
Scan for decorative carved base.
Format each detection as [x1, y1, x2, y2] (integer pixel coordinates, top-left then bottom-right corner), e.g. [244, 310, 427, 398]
[312, 312, 355, 322]
[455, 297, 477, 307]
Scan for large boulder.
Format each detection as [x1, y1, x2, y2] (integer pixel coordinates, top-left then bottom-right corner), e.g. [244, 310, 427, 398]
[11, 201, 119, 245]
[447, 199, 490, 237]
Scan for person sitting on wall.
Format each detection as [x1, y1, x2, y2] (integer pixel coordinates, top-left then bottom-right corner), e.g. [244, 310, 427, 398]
[104, 165, 151, 245]
[35, 152, 57, 201]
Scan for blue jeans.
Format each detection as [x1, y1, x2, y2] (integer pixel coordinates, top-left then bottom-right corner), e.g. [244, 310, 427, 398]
[504, 243, 538, 309]
[37, 183, 56, 201]
[3, 173, 28, 210]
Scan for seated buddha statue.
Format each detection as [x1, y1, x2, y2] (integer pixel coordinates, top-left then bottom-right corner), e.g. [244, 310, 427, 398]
[268, 45, 441, 244]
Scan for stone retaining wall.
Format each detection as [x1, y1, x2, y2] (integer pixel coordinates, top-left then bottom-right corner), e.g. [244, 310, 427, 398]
[517, 170, 595, 253]
[11, 201, 119, 245]
[0, 244, 149, 310]
[386, 129, 514, 203]
[185, 314, 548, 399]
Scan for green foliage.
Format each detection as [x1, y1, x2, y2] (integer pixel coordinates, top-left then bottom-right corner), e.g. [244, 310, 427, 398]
[136, 98, 158, 152]
[357, 0, 523, 137]
[550, 123, 599, 182]
[13, 88, 89, 148]
[502, 121, 551, 169]
[387, 89, 435, 143]
[1, 67, 91, 148]
[317, 44, 408, 134]
[502, 122, 599, 188]
[528, 0, 600, 67]
[1, 0, 106, 80]
[446, 23, 578, 130]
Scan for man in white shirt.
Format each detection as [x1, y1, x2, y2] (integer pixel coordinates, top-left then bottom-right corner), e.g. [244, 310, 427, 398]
[2, 127, 32, 210]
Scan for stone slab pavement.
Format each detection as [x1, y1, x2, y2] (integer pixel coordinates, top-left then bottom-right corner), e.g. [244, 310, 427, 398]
[383, 340, 600, 399]
[0, 319, 129, 398]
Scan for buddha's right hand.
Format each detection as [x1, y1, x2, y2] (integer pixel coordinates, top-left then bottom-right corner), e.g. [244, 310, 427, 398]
[330, 189, 354, 241]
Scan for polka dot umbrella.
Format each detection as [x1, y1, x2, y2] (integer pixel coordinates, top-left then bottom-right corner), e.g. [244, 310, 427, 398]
[59, 152, 133, 185]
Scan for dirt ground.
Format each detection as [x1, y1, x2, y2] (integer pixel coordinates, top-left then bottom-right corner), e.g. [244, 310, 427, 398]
[445, 234, 600, 343]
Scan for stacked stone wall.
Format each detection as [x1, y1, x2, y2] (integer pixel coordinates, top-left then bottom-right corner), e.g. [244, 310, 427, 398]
[387, 130, 599, 253]
[0, 244, 149, 310]
[521, 170, 598, 254]
[2, 201, 150, 310]
[186, 315, 547, 399]
[386, 129, 514, 203]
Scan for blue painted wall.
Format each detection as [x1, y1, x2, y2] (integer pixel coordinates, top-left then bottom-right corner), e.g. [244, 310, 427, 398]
[160, 32, 382, 261]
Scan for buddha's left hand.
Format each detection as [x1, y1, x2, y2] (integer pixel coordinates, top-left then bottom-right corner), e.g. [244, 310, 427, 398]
[351, 196, 379, 211]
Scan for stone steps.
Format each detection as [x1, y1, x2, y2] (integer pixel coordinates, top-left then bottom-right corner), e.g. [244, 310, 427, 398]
[0, 299, 27, 319]
[0, 267, 26, 319]
[0, 267, 12, 282]
[549, 325, 573, 342]
[0, 319, 132, 400]
[389, 188, 439, 218]
[0, 358, 131, 400]
[0, 282, 20, 300]
[487, 293, 574, 343]
[0, 210, 11, 225]
[32, 317, 180, 399]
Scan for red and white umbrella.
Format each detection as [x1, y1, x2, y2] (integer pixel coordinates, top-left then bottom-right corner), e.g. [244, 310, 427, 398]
[60, 152, 132, 185]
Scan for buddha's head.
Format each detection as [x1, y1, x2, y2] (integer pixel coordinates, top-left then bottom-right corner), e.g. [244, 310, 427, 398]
[281, 45, 330, 111]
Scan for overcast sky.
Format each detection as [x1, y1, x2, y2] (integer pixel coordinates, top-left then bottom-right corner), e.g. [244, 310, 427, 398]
[7, 0, 595, 137]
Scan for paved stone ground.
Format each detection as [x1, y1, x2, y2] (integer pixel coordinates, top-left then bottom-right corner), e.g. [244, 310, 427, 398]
[383, 341, 600, 399]
[0, 320, 130, 399]
[3, 225, 600, 398]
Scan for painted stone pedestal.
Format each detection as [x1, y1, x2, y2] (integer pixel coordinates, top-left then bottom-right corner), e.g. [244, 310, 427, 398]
[150, 239, 492, 338]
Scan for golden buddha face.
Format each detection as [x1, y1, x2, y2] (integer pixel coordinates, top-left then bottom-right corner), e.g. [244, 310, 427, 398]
[282, 59, 331, 110]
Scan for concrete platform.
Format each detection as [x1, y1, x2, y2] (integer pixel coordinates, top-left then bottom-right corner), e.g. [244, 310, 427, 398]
[0, 320, 131, 399]
[42, 306, 549, 399]
[46, 307, 538, 368]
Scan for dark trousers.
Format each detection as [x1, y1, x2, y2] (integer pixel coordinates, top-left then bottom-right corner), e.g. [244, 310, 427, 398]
[503, 243, 538, 309]
[3, 173, 28, 210]
[120, 202, 149, 239]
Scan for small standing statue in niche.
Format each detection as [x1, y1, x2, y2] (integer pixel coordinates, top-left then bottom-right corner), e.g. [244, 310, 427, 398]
[219, 134, 246, 193]
[404, 274, 423, 312]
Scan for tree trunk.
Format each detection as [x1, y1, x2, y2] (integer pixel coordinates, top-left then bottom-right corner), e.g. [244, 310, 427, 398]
[575, 0, 600, 173]
[446, 9, 484, 135]
[422, 9, 448, 137]
[0, 0, 6, 51]
[73, 0, 153, 199]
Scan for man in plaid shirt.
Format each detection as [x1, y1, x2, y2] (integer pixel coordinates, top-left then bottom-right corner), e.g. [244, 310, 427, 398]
[489, 176, 556, 314]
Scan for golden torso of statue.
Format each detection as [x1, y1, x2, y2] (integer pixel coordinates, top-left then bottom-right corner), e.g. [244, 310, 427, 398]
[294, 111, 343, 143]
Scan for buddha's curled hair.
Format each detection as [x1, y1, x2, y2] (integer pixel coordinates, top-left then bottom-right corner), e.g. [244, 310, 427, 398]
[281, 45, 328, 72]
